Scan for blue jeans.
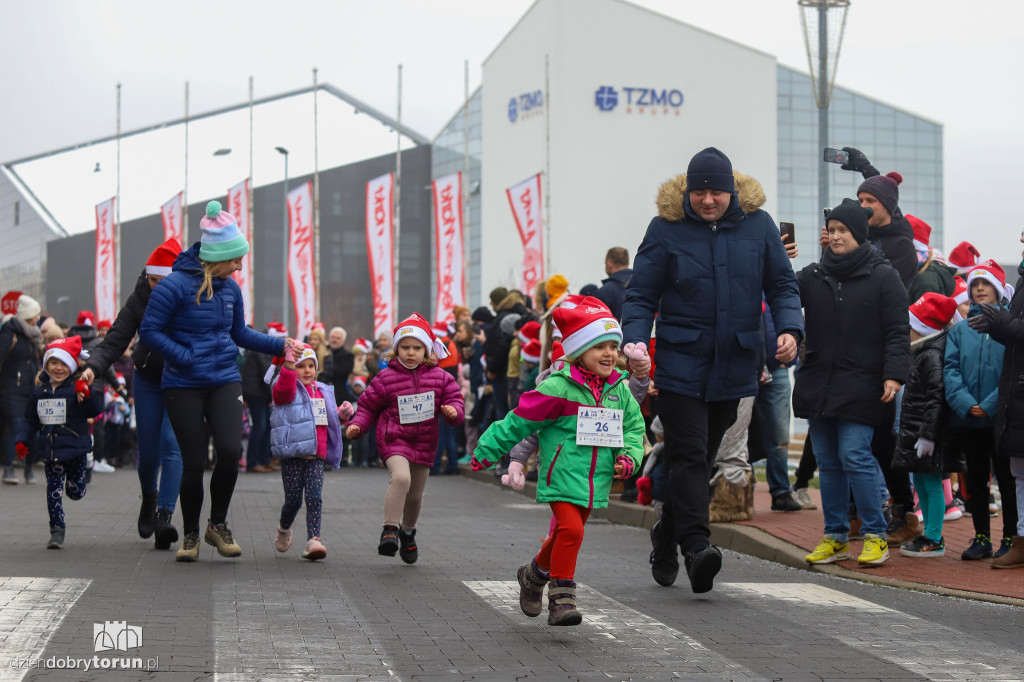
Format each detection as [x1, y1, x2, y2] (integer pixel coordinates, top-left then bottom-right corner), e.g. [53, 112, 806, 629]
[246, 397, 272, 468]
[133, 372, 183, 512]
[808, 418, 886, 540]
[757, 367, 792, 497]
[432, 420, 459, 474]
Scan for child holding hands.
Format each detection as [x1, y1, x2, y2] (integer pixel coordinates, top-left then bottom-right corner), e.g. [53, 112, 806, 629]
[474, 298, 644, 626]
[345, 314, 464, 563]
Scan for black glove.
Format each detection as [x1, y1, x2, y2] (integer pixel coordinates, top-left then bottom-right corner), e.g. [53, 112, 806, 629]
[967, 303, 1008, 334]
[841, 147, 879, 178]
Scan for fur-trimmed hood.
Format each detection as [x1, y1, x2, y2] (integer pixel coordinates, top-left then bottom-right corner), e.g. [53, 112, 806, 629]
[656, 172, 766, 222]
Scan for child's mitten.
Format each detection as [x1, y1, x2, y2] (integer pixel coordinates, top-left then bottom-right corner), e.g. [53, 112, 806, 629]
[501, 460, 526, 490]
[622, 342, 650, 378]
[337, 401, 355, 421]
[636, 476, 653, 506]
[74, 380, 91, 398]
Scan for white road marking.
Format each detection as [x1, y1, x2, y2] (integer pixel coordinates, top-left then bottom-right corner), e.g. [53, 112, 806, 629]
[721, 583, 1024, 680]
[464, 580, 756, 678]
[0, 576, 92, 682]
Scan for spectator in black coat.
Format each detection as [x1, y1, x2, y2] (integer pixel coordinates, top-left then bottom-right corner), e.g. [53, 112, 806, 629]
[594, 247, 633, 320]
[0, 295, 43, 484]
[327, 326, 354, 404]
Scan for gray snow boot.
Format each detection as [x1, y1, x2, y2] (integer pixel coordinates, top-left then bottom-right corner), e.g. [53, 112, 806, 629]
[517, 558, 550, 617]
[547, 578, 582, 626]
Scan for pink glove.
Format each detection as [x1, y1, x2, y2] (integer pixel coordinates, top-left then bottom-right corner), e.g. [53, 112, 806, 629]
[623, 342, 650, 378]
[501, 461, 526, 490]
[283, 344, 297, 363]
[337, 401, 354, 421]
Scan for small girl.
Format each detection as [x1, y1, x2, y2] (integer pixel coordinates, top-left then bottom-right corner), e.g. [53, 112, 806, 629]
[17, 336, 101, 549]
[345, 313, 464, 563]
[473, 298, 644, 626]
[270, 344, 350, 560]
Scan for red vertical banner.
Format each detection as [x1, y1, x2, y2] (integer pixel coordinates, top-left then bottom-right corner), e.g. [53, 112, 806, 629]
[161, 192, 184, 245]
[365, 173, 395, 339]
[506, 173, 544, 295]
[286, 181, 316, 339]
[431, 172, 465, 325]
[95, 196, 117, 322]
[227, 179, 254, 325]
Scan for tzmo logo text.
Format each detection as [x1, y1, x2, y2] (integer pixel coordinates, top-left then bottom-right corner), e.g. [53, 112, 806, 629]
[594, 85, 684, 115]
[508, 90, 544, 122]
[94, 620, 142, 652]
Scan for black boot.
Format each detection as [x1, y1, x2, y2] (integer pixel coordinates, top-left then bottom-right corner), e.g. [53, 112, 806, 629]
[398, 528, 418, 564]
[684, 545, 723, 594]
[378, 524, 399, 556]
[649, 520, 679, 586]
[153, 509, 178, 550]
[517, 558, 550, 617]
[138, 493, 158, 539]
[547, 579, 582, 626]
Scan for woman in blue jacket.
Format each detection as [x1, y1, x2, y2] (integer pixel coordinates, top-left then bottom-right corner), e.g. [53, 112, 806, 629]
[141, 201, 290, 562]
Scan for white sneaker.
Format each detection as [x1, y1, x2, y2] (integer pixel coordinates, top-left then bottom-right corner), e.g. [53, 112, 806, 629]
[943, 502, 963, 522]
[93, 460, 116, 473]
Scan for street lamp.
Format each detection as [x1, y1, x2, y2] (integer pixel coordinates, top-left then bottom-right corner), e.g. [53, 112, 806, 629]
[276, 146, 289, 332]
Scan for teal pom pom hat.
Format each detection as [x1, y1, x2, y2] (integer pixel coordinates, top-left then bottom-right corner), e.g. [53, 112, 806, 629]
[199, 200, 249, 262]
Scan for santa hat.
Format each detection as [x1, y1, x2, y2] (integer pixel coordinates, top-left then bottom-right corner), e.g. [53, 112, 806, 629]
[266, 322, 288, 338]
[967, 259, 1012, 301]
[553, 297, 622, 359]
[77, 310, 94, 327]
[115, 373, 126, 385]
[520, 339, 542, 364]
[948, 241, 981, 274]
[953, 276, 969, 305]
[97, 319, 111, 331]
[905, 214, 931, 257]
[550, 341, 565, 363]
[393, 313, 450, 359]
[43, 335, 82, 375]
[311, 321, 325, 332]
[263, 343, 317, 384]
[352, 338, 372, 354]
[432, 321, 450, 340]
[351, 375, 367, 391]
[908, 293, 958, 336]
[518, 320, 541, 344]
[145, 238, 182, 276]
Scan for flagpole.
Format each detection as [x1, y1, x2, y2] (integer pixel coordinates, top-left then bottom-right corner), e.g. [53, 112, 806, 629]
[184, 82, 190, 244]
[463, 60, 470, 309]
[115, 82, 122, 306]
[394, 64, 402, 323]
[544, 54, 551, 278]
[313, 67, 321, 324]
[248, 76, 255, 318]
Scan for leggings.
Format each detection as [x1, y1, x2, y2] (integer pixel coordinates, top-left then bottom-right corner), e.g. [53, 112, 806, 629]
[383, 455, 430, 529]
[914, 472, 945, 543]
[164, 383, 243, 535]
[536, 501, 591, 580]
[280, 458, 325, 540]
[45, 455, 88, 529]
[953, 428, 1019, 539]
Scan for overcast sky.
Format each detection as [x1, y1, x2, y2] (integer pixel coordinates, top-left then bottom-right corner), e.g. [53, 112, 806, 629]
[2, 0, 1021, 260]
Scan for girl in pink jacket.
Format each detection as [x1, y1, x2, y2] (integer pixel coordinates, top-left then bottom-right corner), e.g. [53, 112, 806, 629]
[346, 313, 464, 563]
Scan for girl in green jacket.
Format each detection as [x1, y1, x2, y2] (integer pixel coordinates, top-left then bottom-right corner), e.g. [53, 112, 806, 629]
[474, 297, 645, 626]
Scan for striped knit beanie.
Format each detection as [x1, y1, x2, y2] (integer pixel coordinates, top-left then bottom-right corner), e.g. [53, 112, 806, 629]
[199, 201, 249, 262]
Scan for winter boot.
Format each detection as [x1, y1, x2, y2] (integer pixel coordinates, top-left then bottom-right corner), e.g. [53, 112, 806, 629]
[547, 578, 582, 626]
[204, 522, 242, 557]
[378, 524, 399, 556]
[274, 525, 293, 552]
[398, 528, 418, 564]
[517, 558, 550, 617]
[885, 512, 922, 546]
[685, 545, 723, 593]
[708, 474, 751, 523]
[153, 509, 179, 550]
[649, 519, 679, 586]
[47, 527, 65, 550]
[302, 537, 327, 561]
[991, 536, 1024, 569]
[137, 492, 158, 539]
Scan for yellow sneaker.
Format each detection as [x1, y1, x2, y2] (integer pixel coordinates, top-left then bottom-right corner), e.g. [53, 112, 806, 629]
[858, 534, 889, 566]
[806, 536, 850, 564]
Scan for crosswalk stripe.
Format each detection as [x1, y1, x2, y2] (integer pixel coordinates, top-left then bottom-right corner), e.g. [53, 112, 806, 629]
[0, 576, 91, 682]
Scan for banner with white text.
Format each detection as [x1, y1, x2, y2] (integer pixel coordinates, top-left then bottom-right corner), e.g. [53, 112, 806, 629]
[431, 172, 465, 325]
[506, 173, 544, 295]
[365, 173, 395, 338]
[287, 181, 316, 339]
[227, 179, 254, 325]
[160, 192, 184, 245]
[94, 196, 117, 323]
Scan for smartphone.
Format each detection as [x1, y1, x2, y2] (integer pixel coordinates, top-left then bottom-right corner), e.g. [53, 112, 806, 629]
[823, 147, 849, 165]
[779, 222, 795, 243]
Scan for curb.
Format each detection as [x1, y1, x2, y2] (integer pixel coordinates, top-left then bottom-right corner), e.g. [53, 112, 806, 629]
[461, 467, 1024, 608]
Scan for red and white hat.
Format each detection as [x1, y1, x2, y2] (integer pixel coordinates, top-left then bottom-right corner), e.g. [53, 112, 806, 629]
[909, 293, 957, 336]
[518, 320, 541, 344]
[520, 339, 542, 364]
[906, 214, 931, 254]
[352, 338, 372, 354]
[44, 335, 82, 375]
[145, 238, 182, 277]
[550, 341, 565, 363]
[97, 319, 111, 331]
[393, 313, 450, 359]
[953, 276, 969, 305]
[76, 310, 94, 327]
[266, 322, 288, 338]
[351, 375, 367, 391]
[948, 241, 981, 274]
[432, 320, 451, 340]
[311, 321, 325, 333]
[264, 343, 317, 383]
[552, 296, 622, 359]
[967, 259, 1011, 301]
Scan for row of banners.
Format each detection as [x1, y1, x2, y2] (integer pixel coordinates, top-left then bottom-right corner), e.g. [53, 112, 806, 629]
[94, 172, 544, 340]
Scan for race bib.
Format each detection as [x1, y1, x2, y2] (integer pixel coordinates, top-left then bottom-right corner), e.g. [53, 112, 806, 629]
[38, 398, 67, 425]
[576, 407, 624, 447]
[311, 398, 328, 426]
[398, 392, 434, 425]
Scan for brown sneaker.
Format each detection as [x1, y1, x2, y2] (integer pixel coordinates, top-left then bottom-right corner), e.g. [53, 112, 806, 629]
[204, 523, 242, 557]
[886, 512, 922, 546]
[176, 532, 200, 562]
[991, 536, 1024, 569]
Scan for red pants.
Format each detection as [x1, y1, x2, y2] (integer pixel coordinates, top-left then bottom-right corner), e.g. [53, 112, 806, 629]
[536, 501, 590, 580]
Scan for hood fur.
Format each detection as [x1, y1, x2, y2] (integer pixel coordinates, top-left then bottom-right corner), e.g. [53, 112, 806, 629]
[656, 171, 766, 222]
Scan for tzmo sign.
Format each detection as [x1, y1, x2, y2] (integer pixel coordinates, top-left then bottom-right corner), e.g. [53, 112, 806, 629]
[508, 90, 544, 122]
[594, 85, 684, 114]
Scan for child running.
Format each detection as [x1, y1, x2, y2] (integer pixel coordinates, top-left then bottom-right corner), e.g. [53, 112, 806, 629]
[269, 343, 350, 560]
[345, 313, 464, 563]
[473, 298, 644, 626]
[17, 336, 101, 549]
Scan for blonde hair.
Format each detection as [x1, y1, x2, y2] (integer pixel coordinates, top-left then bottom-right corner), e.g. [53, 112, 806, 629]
[382, 347, 438, 368]
[195, 260, 235, 304]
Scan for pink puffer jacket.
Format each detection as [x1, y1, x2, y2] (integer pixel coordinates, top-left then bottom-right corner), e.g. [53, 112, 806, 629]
[349, 359, 464, 466]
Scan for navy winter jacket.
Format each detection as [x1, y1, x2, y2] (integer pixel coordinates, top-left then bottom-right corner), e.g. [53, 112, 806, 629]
[595, 268, 632, 320]
[20, 371, 103, 462]
[622, 172, 803, 401]
[139, 243, 284, 389]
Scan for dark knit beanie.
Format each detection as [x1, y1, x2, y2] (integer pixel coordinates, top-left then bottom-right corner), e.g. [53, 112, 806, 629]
[826, 198, 873, 245]
[489, 287, 509, 307]
[857, 171, 903, 217]
[686, 147, 735, 193]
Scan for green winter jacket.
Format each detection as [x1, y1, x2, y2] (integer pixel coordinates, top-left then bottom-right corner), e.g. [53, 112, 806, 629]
[474, 364, 644, 509]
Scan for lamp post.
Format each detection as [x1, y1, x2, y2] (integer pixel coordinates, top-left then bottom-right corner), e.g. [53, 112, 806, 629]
[276, 147, 289, 331]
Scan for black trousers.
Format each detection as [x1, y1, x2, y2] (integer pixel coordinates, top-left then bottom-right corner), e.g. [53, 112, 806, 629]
[164, 382, 243, 534]
[950, 428, 1019, 538]
[871, 402, 913, 512]
[658, 391, 739, 555]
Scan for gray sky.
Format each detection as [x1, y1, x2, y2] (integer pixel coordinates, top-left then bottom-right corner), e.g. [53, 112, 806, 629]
[2, 0, 1021, 260]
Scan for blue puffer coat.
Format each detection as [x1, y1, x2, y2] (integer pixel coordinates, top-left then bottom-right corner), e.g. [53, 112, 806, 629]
[622, 172, 804, 401]
[20, 371, 103, 462]
[139, 243, 284, 389]
[269, 375, 343, 469]
[944, 304, 1005, 429]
